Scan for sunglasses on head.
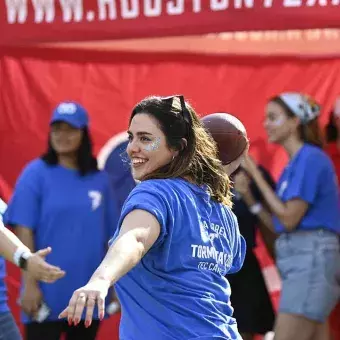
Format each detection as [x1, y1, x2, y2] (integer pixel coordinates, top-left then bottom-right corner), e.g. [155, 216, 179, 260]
[161, 95, 192, 126]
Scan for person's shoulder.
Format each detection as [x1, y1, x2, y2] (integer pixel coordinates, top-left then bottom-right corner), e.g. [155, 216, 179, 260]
[130, 178, 187, 197]
[20, 158, 47, 177]
[303, 144, 333, 167]
[132, 178, 170, 193]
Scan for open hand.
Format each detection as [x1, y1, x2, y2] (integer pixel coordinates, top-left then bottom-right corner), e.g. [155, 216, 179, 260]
[58, 278, 110, 328]
[27, 247, 65, 283]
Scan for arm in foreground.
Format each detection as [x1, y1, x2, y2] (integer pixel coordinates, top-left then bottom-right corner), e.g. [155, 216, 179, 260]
[58, 209, 161, 326]
[0, 222, 65, 283]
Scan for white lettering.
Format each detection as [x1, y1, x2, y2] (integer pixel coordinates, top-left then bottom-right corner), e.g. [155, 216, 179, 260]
[192, 0, 202, 12]
[97, 0, 117, 20]
[166, 0, 184, 15]
[201, 245, 207, 258]
[121, 0, 139, 19]
[197, 245, 203, 257]
[283, 0, 302, 7]
[191, 244, 198, 257]
[198, 262, 209, 270]
[234, 0, 254, 8]
[306, 0, 327, 5]
[31, 0, 55, 22]
[88, 191, 102, 211]
[217, 252, 224, 265]
[5, 0, 27, 24]
[263, 0, 273, 7]
[57, 103, 77, 114]
[59, 0, 83, 22]
[206, 246, 216, 259]
[211, 0, 228, 10]
[144, 0, 161, 17]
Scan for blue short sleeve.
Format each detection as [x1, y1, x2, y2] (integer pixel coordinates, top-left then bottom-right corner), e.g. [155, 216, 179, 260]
[285, 153, 323, 204]
[118, 182, 169, 248]
[3, 161, 42, 230]
[228, 211, 246, 274]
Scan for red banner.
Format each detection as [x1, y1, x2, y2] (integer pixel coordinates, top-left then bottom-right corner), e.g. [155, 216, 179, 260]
[1, 0, 340, 46]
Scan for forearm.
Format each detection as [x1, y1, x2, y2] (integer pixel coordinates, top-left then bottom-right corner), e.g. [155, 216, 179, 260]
[90, 230, 145, 286]
[0, 222, 30, 263]
[15, 226, 37, 284]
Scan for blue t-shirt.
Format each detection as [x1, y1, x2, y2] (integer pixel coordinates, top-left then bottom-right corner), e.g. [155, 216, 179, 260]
[274, 144, 340, 234]
[4, 159, 119, 322]
[112, 178, 246, 340]
[0, 199, 9, 314]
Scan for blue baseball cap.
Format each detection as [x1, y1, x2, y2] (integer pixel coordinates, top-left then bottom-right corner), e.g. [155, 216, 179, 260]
[50, 101, 89, 128]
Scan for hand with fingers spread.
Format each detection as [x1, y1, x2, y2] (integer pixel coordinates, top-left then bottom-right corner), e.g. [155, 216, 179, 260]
[58, 278, 111, 328]
[27, 247, 66, 283]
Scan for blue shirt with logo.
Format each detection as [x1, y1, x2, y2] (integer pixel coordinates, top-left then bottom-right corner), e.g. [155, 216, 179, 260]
[112, 178, 246, 340]
[274, 144, 340, 234]
[0, 199, 9, 314]
[4, 159, 119, 322]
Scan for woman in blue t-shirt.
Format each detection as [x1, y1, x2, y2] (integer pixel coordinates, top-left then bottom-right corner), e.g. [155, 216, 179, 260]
[60, 95, 247, 339]
[242, 93, 340, 340]
[4, 102, 119, 340]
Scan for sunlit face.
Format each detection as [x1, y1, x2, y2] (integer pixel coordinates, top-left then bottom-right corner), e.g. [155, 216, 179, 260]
[264, 101, 298, 144]
[50, 122, 83, 155]
[127, 113, 178, 181]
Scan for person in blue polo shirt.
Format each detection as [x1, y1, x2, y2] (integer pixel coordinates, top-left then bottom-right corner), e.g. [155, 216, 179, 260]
[60, 95, 246, 339]
[4, 102, 119, 340]
[243, 93, 340, 340]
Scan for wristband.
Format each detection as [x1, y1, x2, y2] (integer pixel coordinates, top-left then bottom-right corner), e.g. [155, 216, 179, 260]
[13, 248, 32, 270]
[249, 203, 263, 215]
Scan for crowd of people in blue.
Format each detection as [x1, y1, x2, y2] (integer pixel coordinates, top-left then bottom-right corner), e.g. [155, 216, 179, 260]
[0, 92, 339, 340]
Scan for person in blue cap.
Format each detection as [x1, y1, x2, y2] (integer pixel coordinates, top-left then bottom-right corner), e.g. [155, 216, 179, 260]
[4, 101, 120, 340]
[243, 93, 340, 340]
[59, 95, 246, 340]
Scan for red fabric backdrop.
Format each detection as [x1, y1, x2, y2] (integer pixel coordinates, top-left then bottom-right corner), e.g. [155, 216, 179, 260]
[1, 47, 340, 339]
[2, 0, 340, 46]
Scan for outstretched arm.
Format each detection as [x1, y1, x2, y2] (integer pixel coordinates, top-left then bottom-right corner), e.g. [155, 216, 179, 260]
[59, 209, 161, 326]
[0, 222, 65, 283]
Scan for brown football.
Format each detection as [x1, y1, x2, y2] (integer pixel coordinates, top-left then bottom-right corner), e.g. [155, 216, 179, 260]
[201, 113, 249, 164]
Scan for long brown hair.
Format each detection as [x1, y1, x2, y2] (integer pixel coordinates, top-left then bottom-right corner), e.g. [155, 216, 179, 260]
[271, 97, 324, 148]
[130, 95, 232, 206]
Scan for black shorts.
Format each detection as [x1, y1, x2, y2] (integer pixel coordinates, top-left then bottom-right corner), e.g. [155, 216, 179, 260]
[226, 248, 275, 335]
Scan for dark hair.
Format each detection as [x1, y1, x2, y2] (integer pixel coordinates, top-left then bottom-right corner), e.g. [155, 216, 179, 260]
[270, 97, 324, 148]
[130, 95, 232, 206]
[41, 127, 98, 176]
[325, 111, 338, 142]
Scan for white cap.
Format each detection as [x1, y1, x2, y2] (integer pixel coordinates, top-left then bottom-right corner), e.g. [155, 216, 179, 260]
[279, 92, 320, 124]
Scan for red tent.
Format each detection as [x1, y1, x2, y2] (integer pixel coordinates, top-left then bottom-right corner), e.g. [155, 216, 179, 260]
[1, 1, 340, 339]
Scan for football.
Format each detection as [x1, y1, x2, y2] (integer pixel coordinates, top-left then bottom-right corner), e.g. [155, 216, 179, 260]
[201, 112, 249, 164]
